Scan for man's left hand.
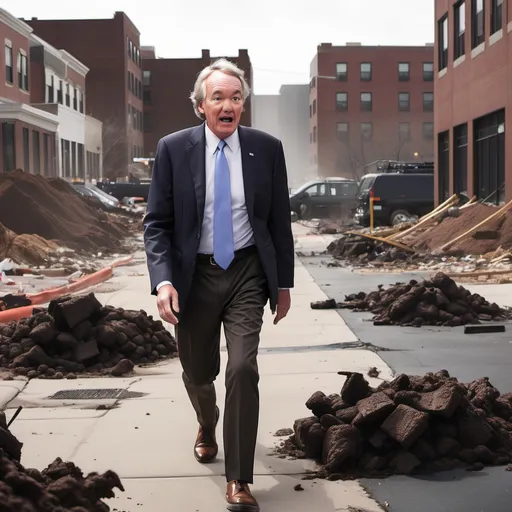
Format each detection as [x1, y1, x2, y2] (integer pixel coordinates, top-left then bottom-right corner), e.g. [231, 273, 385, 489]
[273, 289, 291, 325]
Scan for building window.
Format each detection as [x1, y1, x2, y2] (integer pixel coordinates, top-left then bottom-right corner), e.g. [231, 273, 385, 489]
[46, 75, 54, 103]
[398, 62, 410, 81]
[399, 122, 410, 141]
[336, 62, 347, 81]
[438, 15, 449, 70]
[423, 122, 434, 140]
[5, 44, 13, 84]
[491, 0, 503, 34]
[17, 52, 28, 91]
[79, 91, 84, 113]
[313, 126, 317, 142]
[423, 92, 434, 111]
[71, 141, 77, 175]
[22, 128, 29, 172]
[143, 89, 151, 105]
[360, 92, 372, 111]
[77, 143, 84, 178]
[144, 112, 152, 132]
[58, 80, 63, 104]
[43, 134, 49, 176]
[336, 92, 348, 111]
[143, 70, 151, 86]
[65, 84, 70, 107]
[73, 87, 78, 110]
[313, 99, 317, 115]
[472, 0, 485, 48]
[454, 1, 466, 59]
[2, 122, 15, 171]
[336, 122, 349, 141]
[423, 62, 434, 81]
[360, 63, 372, 81]
[33, 130, 40, 174]
[360, 122, 373, 140]
[398, 92, 410, 111]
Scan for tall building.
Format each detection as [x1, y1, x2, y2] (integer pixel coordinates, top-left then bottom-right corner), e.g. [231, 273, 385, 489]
[25, 12, 144, 179]
[0, 9, 58, 174]
[142, 49, 252, 154]
[435, 0, 510, 205]
[310, 42, 435, 179]
[252, 85, 310, 189]
[278, 84, 310, 188]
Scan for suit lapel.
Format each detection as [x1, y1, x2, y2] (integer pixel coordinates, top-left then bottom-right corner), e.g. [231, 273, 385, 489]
[238, 126, 255, 220]
[186, 123, 206, 227]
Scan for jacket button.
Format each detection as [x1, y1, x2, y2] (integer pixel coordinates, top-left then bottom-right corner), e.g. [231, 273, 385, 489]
[196, 232, 200, 239]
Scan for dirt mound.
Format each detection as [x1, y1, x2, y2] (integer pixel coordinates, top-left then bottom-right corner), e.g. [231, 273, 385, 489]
[339, 272, 509, 327]
[0, 293, 177, 378]
[276, 370, 512, 478]
[0, 171, 127, 253]
[0, 221, 59, 265]
[0, 412, 123, 510]
[406, 203, 512, 255]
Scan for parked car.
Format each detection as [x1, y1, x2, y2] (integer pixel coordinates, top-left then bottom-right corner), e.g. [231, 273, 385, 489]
[96, 180, 150, 202]
[72, 183, 121, 209]
[354, 172, 434, 227]
[289, 178, 359, 220]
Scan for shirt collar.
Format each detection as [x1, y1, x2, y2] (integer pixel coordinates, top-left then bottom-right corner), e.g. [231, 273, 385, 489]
[205, 123, 240, 155]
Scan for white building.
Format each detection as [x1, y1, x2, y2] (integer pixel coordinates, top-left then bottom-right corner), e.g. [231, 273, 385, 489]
[29, 35, 103, 180]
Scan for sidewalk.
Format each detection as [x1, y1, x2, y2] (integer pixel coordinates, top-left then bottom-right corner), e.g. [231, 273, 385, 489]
[4, 228, 392, 512]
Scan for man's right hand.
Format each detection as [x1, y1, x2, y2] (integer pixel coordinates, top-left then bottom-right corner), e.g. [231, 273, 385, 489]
[157, 284, 180, 325]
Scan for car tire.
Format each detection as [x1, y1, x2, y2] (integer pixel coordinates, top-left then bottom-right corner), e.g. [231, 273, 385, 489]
[390, 209, 412, 226]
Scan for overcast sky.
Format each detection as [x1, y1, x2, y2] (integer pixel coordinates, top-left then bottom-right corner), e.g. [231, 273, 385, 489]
[7, 0, 435, 94]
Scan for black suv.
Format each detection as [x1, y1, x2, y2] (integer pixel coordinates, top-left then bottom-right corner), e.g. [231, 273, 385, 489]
[354, 172, 434, 227]
[289, 178, 359, 220]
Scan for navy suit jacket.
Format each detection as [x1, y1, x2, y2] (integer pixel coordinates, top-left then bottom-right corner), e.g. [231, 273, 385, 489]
[143, 123, 295, 313]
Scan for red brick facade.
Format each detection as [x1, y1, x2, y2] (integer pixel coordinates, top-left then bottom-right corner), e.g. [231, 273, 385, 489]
[25, 12, 143, 179]
[0, 10, 57, 174]
[142, 49, 252, 155]
[434, 0, 512, 205]
[310, 43, 435, 179]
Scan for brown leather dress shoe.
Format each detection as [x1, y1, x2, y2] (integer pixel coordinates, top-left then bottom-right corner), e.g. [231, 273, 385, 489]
[226, 481, 260, 512]
[194, 406, 220, 463]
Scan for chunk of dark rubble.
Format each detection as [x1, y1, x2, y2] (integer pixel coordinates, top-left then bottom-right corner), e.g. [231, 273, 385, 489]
[310, 299, 337, 310]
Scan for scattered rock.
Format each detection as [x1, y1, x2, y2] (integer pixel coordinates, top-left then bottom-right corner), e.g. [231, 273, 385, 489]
[276, 370, 512, 478]
[0, 293, 178, 378]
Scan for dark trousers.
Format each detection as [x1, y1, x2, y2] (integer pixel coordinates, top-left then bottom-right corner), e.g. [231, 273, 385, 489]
[175, 247, 268, 483]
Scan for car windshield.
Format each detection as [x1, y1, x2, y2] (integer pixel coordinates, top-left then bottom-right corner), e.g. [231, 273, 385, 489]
[292, 180, 319, 195]
[357, 176, 376, 195]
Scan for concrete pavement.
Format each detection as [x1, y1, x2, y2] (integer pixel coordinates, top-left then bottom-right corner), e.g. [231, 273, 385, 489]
[3, 226, 392, 512]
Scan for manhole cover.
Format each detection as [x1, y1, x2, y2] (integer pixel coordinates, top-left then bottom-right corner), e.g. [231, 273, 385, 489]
[47, 389, 145, 400]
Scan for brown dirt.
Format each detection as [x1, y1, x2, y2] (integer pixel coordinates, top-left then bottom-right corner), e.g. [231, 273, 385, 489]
[339, 272, 510, 327]
[275, 370, 512, 478]
[0, 171, 128, 253]
[405, 204, 512, 255]
[0, 292, 178, 378]
[0, 412, 124, 510]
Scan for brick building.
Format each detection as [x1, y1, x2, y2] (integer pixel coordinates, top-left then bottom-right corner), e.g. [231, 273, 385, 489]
[435, 0, 511, 205]
[310, 43, 435, 179]
[142, 48, 252, 155]
[25, 12, 144, 179]
[0, 9, 58, 174]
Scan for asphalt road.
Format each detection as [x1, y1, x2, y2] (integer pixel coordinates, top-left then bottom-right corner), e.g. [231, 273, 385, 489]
[299, 255, 512, 512]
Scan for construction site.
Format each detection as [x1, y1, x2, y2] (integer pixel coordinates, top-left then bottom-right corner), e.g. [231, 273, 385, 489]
[0, 167, 510, 511]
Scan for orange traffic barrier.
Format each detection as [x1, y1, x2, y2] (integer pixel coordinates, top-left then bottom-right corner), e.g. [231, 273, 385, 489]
[0, 305, 34, 323]
[26, 266, 114, 306]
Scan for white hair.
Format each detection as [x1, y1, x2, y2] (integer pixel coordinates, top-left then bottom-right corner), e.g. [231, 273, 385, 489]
[190, 58, 251, 119]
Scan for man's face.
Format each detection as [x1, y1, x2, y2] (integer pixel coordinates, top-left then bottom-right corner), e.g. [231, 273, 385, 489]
[198, 70, 244, 139]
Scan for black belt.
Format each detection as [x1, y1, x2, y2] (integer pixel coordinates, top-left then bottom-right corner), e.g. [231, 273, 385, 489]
[196, 245, 257, 266]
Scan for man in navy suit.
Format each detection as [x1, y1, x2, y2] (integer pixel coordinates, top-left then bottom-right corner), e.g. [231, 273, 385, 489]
[143, 58, 294, 512]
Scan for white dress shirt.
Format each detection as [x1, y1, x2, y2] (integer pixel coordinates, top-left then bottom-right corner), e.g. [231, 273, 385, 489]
[156, 124, 254, 291]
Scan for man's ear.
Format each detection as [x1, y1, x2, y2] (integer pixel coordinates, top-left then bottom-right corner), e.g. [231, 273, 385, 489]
[198, 102, 205, 115]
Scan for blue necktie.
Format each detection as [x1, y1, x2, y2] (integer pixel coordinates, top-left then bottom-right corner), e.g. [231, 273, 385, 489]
[213, 140, 234, 269]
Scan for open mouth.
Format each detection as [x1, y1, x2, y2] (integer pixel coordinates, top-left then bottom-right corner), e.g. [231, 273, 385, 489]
[220, 117, 233, 123]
